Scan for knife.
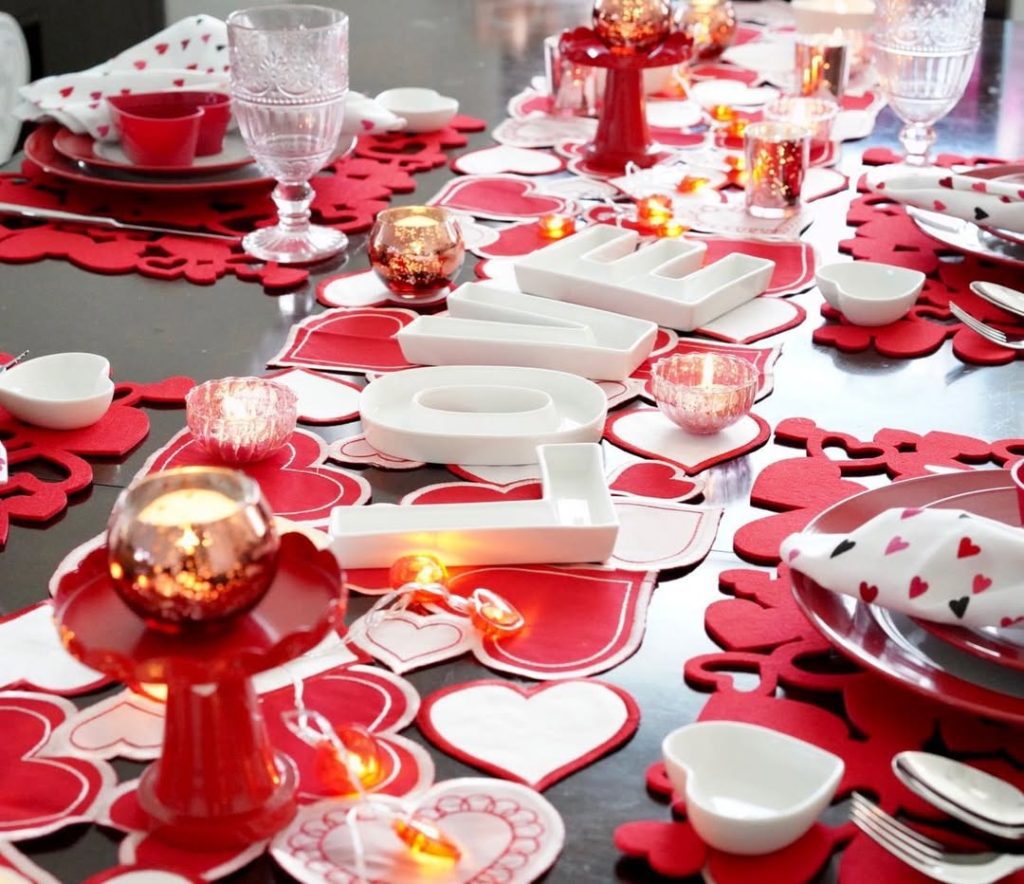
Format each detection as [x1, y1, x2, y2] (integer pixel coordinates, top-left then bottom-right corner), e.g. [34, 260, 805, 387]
[970, 281, 1024, 319]
[0, 202, 240, 242]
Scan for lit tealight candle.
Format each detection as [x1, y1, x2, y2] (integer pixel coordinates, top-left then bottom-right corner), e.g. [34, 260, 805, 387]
[743, 121, 810, 219]
[393, 815, 462, 863]
[709, 104, 736, 122]
[657, 219, 687, 238]
[368, 206, 466, 297]
[539, 213, 577, 239]
[650, 352, 758, 434]
[794, 31, 849, 99]
[107, 467, 280, 629]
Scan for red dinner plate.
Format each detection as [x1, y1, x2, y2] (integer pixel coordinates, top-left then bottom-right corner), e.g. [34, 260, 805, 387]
[790, 468, 1024, 725]
[26, 124, 274, 193]
[52, 126, 255, 177]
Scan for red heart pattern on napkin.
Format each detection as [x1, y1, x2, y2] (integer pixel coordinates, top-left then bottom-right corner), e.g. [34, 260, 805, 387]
[428, 174, 576, 221]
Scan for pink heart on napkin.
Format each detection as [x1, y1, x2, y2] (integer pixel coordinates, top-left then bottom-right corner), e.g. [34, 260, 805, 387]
[428, 174, 575, 221]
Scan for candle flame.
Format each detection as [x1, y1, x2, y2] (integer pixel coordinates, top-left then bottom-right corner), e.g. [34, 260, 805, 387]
[393, 816, 462, 862]
[700, 353, 716, 388]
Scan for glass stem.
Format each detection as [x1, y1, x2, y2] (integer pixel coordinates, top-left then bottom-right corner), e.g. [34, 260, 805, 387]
[272, 182, 314, 234]
[900, 122, 936, 166]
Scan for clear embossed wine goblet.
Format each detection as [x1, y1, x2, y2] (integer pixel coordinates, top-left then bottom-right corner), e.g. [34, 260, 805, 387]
[872, 0, 984, 166]
[227, 5, 349, 263]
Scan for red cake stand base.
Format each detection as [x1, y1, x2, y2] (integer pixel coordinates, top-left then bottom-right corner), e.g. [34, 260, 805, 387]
[54, 531, 343, 849]
[560, 28, 693, 176]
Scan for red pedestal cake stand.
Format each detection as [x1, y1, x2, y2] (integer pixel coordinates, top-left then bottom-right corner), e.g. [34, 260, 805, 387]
[54, 531, 343, 849]
[559, 27, 692, 175]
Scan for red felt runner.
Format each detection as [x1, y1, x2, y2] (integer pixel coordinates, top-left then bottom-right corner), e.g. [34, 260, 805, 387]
[615, 417, 1024, 882]
[0, 116, 485, 292]
[813, 155, 1024, 365]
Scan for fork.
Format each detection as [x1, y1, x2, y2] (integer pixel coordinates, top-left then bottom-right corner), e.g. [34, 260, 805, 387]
[949, 302, 1024, 350]
[850, 792, 1024, 883]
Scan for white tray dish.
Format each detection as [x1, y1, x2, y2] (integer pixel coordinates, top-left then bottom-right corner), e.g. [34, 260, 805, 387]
[396, 282, 658, 380]
[513, 224, 775, 331]
[359, 364, 607, 465]
[330, 442, 618, 567]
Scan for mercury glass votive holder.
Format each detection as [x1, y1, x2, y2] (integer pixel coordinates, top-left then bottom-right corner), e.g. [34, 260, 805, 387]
[650, 353, 758, 434]
[368, 206, 465, 297]
[674, 0, 737, 60]
[186, 377, 298, 464]
[794, 32, 849, 99]
[592, 0, 673, 53]
[763, 95, 839, 146]
[107, 467, 280, 629]
[744, 121, 810, 219]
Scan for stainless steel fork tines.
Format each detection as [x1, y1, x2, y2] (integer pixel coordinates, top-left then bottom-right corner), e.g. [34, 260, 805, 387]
[850, 792, 1024, 884]
[950, 302, 1024, 350]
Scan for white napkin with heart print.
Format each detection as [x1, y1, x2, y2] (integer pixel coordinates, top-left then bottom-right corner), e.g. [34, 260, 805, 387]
[866, 165, 1024, 234]
[15, 15, 404, 141]
[781, 506, 1024, 627]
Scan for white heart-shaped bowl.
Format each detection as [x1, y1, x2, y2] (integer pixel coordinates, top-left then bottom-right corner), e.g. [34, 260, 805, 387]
[375, 87, 459, 133]
[0, 352, 114, 429]
[662, 721, 844, 855]
[815, 261, 925, 327]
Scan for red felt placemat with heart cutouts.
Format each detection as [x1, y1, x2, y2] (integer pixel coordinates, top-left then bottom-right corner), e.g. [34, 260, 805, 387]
[0, 117, 484, 293]
[812, 154, 1024, 365]
[615, 415, 1024, 883]
[0, 359, 192, 551]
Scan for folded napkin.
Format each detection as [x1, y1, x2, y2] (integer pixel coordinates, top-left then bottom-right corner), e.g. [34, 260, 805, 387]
[781, 506, 1024, 628]
[866, 166, 1024, 234]
[15, 15, 403, 140]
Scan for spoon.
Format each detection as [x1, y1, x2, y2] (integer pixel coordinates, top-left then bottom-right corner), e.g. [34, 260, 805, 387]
[893, 751, 1024, 840]
[970, 281, 1024, 319]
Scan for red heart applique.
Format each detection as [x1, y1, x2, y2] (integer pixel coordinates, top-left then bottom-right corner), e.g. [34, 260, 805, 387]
[885, 536, 910, 555]
[1001, 616, 1024, 628]
[609, 460, 702, 501]
[972, 574, 992, 594]
[96, 125, 109, 137]
[90, 90, 102, 100]
[859, 581, 879, 603]
[937, 176, 953, 188]
[933, 200, 947, 211]
[0, 693, 114, 839]
[155, 42, 169, 54]
[957, 537, 981, 557]
[172, 78, 185, 87]
[361, 119, 374, 131]
[971, 181, 987, 192]
[58, 86, 74, 98]
[429, 175, 574, 221]
[180, 38, 190, 49]
[143, 427, 369, 526]
[274, 308, 417, 374]
[909, 576, 929, 598]
[133, 60, 146, 70]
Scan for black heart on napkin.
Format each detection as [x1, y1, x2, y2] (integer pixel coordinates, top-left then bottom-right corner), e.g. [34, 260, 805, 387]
[949, 596, 970, 619]
[974, 207, 990, 221]
[830, 539, 856, 558]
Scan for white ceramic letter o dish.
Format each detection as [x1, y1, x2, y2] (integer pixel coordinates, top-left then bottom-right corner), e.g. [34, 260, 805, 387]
[359, 365, 608, 465]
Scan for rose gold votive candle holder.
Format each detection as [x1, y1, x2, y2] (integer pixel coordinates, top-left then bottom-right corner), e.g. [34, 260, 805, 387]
[107, 467, 280, 629]
[794, 32, 849, 99]
[763, 95, 839, 147]
[545, 33, 603, 116]
[650, 353, 758, 435]
[186, 377, 298, 464]
[743, 121, 810, 219]
[368, 206, 466, 298]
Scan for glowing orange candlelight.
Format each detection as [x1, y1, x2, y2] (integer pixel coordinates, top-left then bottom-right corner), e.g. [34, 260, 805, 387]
[468, 588, 525, 638]
[393, 816, 462, 862]
[657, 220, 687, 238]
[592, 0, 673, 53]
[676, 175, 711, 194]
[637, 194, 674, 225]
[710, 104, 736, 122]
[539, 213, 577, 239]
[314, 725, 386, 795]
[389, 553, 448, 591]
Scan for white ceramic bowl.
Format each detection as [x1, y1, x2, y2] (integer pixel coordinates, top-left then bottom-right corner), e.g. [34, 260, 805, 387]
[661, 721, 844, 855]
[0, 352, 114, 429]
[375, 87, 458, 133]
[815, 261, 925, 327]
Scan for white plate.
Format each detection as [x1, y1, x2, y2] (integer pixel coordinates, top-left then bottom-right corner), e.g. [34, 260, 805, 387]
[514, 224, 774, 331]
[359, 364, 607, 465]
[329, 442, 619, 567]
[397, 282, 658, 381]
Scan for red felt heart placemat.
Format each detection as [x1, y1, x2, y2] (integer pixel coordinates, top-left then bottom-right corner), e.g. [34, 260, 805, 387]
[0, 117, 484, 293]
